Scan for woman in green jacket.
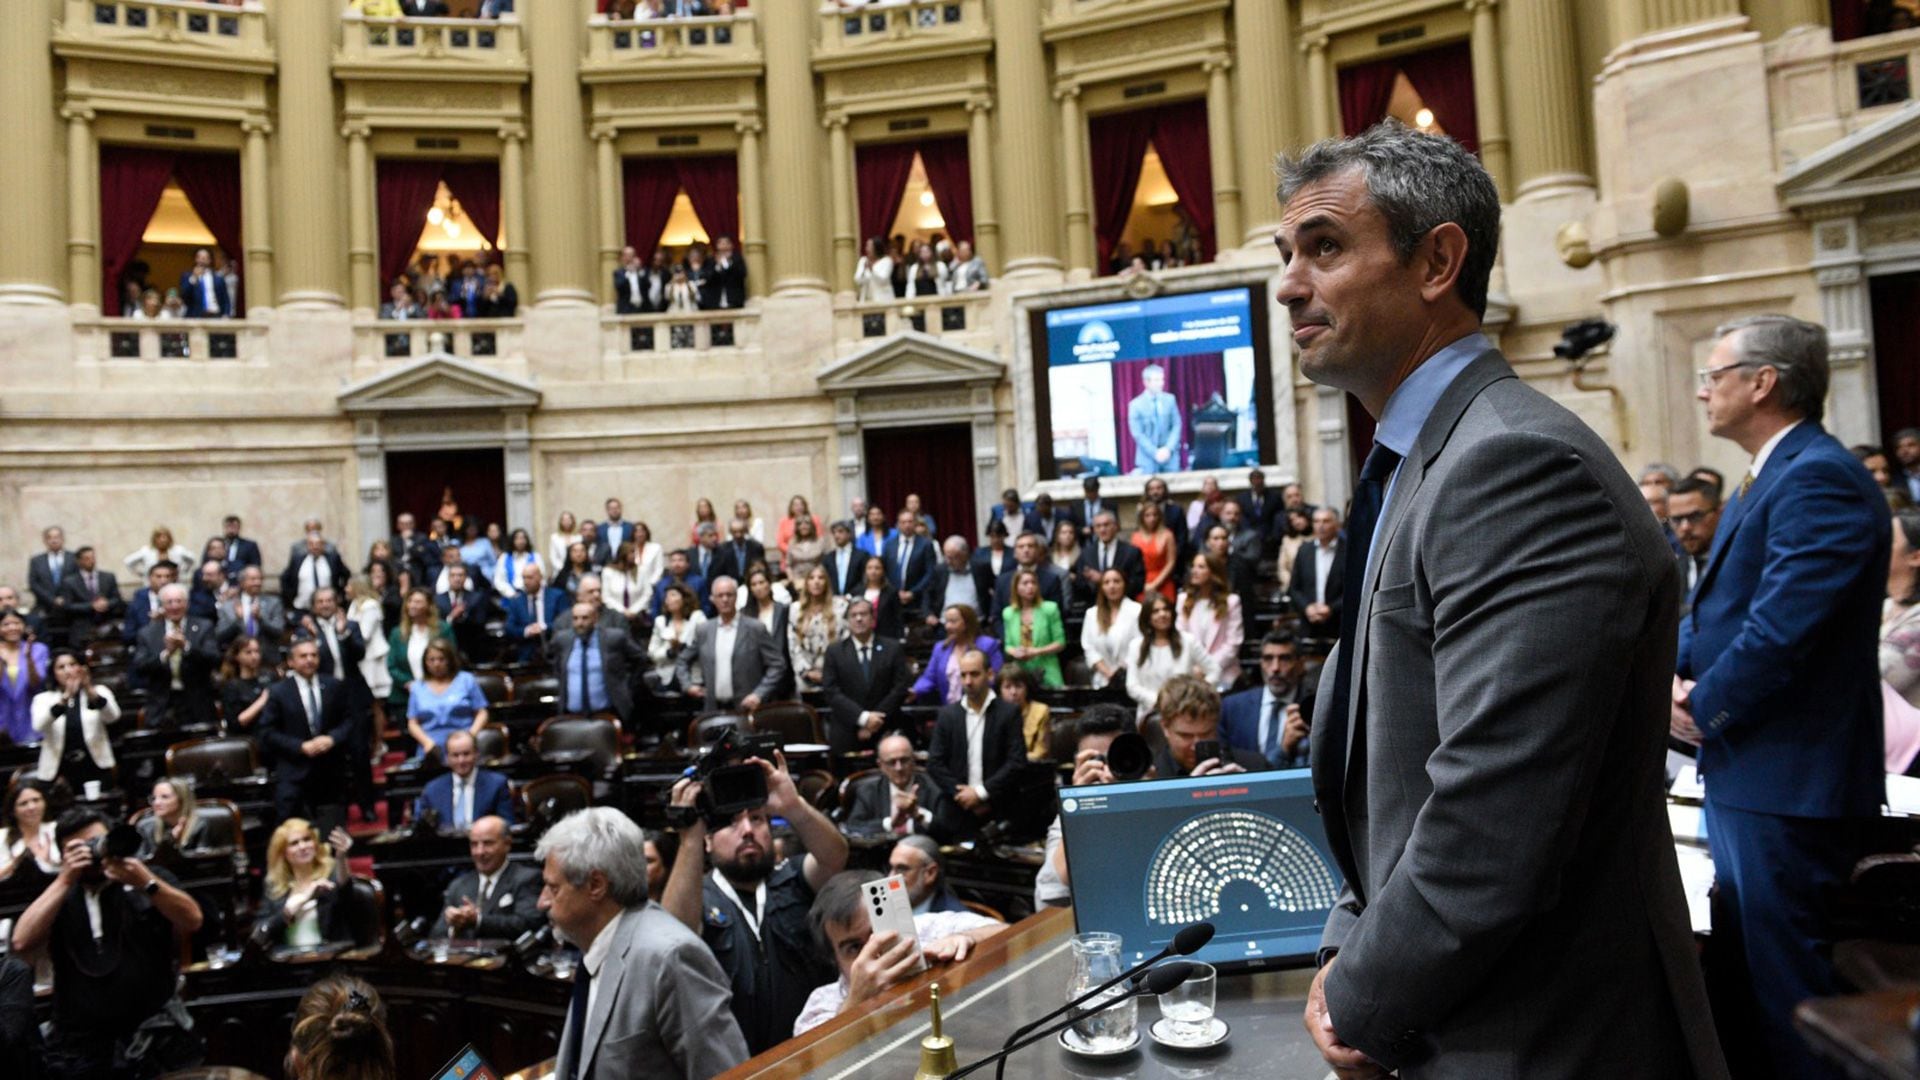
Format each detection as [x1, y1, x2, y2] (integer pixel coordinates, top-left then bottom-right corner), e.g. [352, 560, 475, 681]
[1002, 568, 1066, 689]
[386, 587, 455, 709]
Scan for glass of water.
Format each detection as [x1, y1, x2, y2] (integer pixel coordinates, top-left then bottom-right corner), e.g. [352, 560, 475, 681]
[1067, 932, 1137, 1050]
[1156, 961, 1217, 1043]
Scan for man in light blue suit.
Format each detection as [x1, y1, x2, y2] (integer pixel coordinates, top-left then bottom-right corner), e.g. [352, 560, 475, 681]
[416, 731, 517, 828]
[1675, 314, 1888, 1080]
[1126, 363, 1181, 473]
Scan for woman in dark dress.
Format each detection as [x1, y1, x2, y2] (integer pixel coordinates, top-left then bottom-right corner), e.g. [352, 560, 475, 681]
[217, 636, 274, 735]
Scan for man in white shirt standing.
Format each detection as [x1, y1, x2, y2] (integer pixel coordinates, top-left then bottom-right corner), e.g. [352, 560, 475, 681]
[1286, 507, 1346, 640]
[925, 650, 1024, 840]
[280, 532, 347, 617]
[680, 577, 785, 713]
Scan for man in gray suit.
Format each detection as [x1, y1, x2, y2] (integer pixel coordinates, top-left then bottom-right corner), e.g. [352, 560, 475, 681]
[538, 807, 747, 1080]
[678, 576, 787, 713]
[214, 566, 287, 664]
[1126, 363, 1182, 474]
[1277, 123, 1725, 1078]
[549, 603, 646, 727]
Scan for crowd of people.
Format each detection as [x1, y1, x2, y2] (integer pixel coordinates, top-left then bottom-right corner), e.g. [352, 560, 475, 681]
[611, 237, 747, 315]
[852, 234, 990, 303]
[381, 252, 519, 321]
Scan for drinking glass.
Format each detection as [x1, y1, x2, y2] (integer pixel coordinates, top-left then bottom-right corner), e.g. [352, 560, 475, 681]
[1156, 961, 1217, 1043]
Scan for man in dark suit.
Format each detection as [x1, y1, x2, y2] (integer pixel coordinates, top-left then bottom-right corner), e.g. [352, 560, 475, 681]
[280, 518, 341, 572]
[1675, 315, 1888, 1080]
[842, 733, 945, 836]
[218, 515, 262, 578]
[132, 584, 219, 728]
[990, 532, 1065, 624]
[503, 564, 568, 664]
[649, 550, 709, 619]
[280, 532, 350, 616]
[27, 526, 77, 638]
[819, 598, 913, 756]
[678, 578, 786, 714]
[122, 561, 177, 646]
[305, 587, 376, 815]
[594, 497, 639, 566]
[435, 564, 493, 661]
[701, 235, 747, 310]
[178, 248, 231, 318]
[430, 815, 543, 939]
[925, 649, 1025, 841]
[1235, 468, 1282, 545]
[923, 538, 996, 631]
[715, 516, 767, 583]
[1068, 476, 1108, 532]
[1286, 507, 1345, 640]
[416, 731, 516, 829]
[686, 522, 724, 585]
[1667, 477, 1720, 615]
[56, 547, 123, 647]
[986, 489, 1037, 537]
[257, 638, 354, 833]
[881, 510, 937, 619]
[1220, 629, 1316, 769]
[823, 521, 868, 595]
[214, 565, 286, 664]
[550, 602, 646, 728]
[1075, 510, 1146, 600]
[1281, 126, 1722, 1078]
[613, 246, 649, 314]
[390, 512, 440, 587]
[1215, 500, 1264, 615]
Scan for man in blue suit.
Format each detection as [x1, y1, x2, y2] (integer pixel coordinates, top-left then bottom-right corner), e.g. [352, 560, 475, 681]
[416, 730, 517, 828]
[178, 248, 232, 318]
[1126, 363, 1181, 474]
[1220, 629, 1317, 769]
[882, 509, 936, 618]
[502, 563, 569, 664]
[1674, 315, 1888, 1080]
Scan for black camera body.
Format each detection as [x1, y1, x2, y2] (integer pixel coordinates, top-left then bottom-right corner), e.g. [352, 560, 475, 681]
[1101, 732, 1153, 781]
[87, 824, 144, 861]
[670, 728, 782, 828]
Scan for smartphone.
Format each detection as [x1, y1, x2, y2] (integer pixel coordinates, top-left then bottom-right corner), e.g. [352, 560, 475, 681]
[862, 875, 927, 976]
[1194, 739, 1224, 767]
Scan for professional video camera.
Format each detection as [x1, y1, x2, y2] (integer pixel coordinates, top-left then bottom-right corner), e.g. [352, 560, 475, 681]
[667, 727, 783, 828]
[87, 823, 145, 861]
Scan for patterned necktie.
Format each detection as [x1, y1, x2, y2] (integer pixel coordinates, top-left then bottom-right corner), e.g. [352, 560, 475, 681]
[1263, 695, 1283, 764]
[1738, 470, 1754, 499]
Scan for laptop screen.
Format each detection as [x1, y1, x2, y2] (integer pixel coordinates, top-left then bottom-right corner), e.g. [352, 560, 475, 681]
[1058, 768, 1343, 972]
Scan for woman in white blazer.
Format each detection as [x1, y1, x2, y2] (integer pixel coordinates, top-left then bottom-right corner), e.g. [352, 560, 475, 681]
[854, 237, 895, 303]
[31, 652, 120, 786]
[1175, 553, 1244, 691]
[1079, 569, 1141, 691]
[548, 511, 582, 575]
[123, 525, 194, 580]
[491, 528, 546, 599]
[1125, 593, 1219, 718]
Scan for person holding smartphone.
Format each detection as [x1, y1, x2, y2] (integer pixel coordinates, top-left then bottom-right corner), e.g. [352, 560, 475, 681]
[1151, 676, 1268, 778]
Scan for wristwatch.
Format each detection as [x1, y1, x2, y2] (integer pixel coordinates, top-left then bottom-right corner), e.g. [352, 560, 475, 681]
[144, 878, 161, 896]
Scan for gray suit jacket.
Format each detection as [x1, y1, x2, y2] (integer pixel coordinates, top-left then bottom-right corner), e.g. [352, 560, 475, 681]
[1309, 349, 1726, 1078]
[548, 626, 646, 724]
[677, 615, 786, 706]
[554, 902, 748, 1080]
[215, 594, 288, 659]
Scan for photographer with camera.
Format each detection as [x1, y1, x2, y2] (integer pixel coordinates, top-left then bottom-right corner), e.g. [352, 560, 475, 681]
[661, 745, 849, 1055]
[1033, 705, 1137, 908]
[11, 808, 206, 1076]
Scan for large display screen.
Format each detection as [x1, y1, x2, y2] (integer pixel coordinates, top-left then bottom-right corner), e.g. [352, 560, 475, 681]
[1057, 769, 1340, 972]
[1030, 286, 1274, 480]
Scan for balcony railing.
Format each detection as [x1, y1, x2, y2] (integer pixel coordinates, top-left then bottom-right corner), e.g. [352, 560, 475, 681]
[62, 0, 269, 56]
[76, 317, 267, 364]
[833, 291, 991, 343]
[586, 12, 759, 66]
[602, 309, 758, 356]
[354, 318, 525, 365]
[816, 0, 987, 58]
[338, 13, 525, 65]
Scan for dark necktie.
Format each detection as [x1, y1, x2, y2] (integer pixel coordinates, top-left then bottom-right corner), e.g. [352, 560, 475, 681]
[575, 637, 591, 713]
[305, 679, 322, 735]
[561, 955, 589, 1080]
[859, 642, 872, 682]
[1325, 442, 1402, 767]
[1263, 694, 1283, 764]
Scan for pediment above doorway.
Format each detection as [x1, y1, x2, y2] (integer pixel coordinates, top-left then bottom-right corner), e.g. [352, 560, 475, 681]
[1780, 101, 1920, 211]
[337, 352, 542, 415]
[815, 331, 1005, 395]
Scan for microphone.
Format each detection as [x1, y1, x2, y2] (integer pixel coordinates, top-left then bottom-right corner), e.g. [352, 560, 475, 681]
[951, 962, 1193, 1079]
[992, 922, 1213, 1079]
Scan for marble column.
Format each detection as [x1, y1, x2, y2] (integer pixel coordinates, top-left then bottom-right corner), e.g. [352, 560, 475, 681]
[826, 113, 855, 296]
[993, 0, 1063, 275]
[1203, 58, 1243, 253]
[1302, 35, 1334, 142]
[499, 125, 529, 291]
[0, 0, 66, 304]
[1503, 0, 1593, 199]
[966, 97, 1002, 271]
[1466, 0, 1512, 200]
[527, 4, 593, 305]
[241, 118, 276, 311]
[344, 123, 375, 314]
[594, 126, 621, 305]
[276, 0, 346, 307]
[64, 106, 100, 311]
[762, 0, 829, 293]
[736, 118, 765, 297]
[1233, 0, 1298, 242]
[1612, 0, 1740, 40]
[1057, 86, 1093, 276]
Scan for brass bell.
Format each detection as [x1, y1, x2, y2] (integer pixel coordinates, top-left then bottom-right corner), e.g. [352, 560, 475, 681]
[915, 982, 957, 1079]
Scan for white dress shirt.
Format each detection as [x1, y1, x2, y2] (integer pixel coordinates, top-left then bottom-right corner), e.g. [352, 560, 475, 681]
[713, 618, 738, 702]
[1749, 419, 1803, 480]
[1312, 540, 1338, 606]
[963, 691, 995, 802]
[579, 906, 628, 1024]
[296, 554, 334, 610]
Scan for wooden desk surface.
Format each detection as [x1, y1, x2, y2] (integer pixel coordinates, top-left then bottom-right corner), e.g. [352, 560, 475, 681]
[1796, 990, 1920, 1080]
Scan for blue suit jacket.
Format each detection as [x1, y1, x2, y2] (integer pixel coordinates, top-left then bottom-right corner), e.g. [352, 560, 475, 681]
[1678, 422, 1888, 818]
[1220, 686, 1312, 769]
[178, 269, 232, 318]
[882, 535, 937, 609]
[1127, 390, 1181, 473]
[504, 587, 571, 662]
[416, 768, 517, 826]
[649, 573, 710, 618]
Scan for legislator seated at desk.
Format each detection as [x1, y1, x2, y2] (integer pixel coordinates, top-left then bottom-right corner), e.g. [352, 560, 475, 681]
[255, 817, 354, 949]
[416, 731, 517, 828]
[888, 835, 970, 916]
[429, 815, 542, 940]
[842, 734, 944, 838]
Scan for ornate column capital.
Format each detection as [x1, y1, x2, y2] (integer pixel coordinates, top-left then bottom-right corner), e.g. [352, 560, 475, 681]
[1464, 0, 1498, 13]
[1202, 56, 1233, 76]
[60, 103, 95, 124]
[965, 95, 994, 115]
[242, 117, 275, 137]
[340, 121, 372, 140]
[736, 117, 764, 136]
[498, 123, 527, 143]
[1052, 82, 1081, 103]
[820, 113, 847, 131]
[1299, 33, 1329, 55]
[590, 124, 618, 143]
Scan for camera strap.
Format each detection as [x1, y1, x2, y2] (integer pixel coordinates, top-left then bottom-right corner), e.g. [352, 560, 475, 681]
[709, 869, 766, 942]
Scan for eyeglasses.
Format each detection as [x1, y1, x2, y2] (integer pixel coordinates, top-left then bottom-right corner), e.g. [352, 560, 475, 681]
[1669, 510, 1716, 527]
[1695, 360, 1790, 388]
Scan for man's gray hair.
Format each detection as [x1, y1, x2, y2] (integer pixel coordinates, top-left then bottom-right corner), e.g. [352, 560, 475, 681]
[158, 583, 188, 601]
[942, 536, 971, 559]
[534, 806, 650, 906]
[1275, 119, 1501, 319]
[1713, 314, 1829, 424]
[576, 572, 601, 590]
[808, 869, 882, 958]
[895, 833, 943, 872]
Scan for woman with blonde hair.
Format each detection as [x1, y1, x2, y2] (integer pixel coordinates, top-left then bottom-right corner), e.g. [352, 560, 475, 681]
[1002, 568, 1066, 689]
[1080, 568, 1141, 692]
[347, 577, 392, 737]
[386, 587, 452, 710]
[1131, 502, 1179, 602]
[787, 565, 847, 688]
[257, 818, 354, 948]
[776, 494, 825, 557]
[783, 514, 827, 582]
[138, 777, 211, 854]
[548, 510, 582, 574]
[124, 525, 194, 580]
[732, 499, 766, 544]
[1176, 552, 1244, 690]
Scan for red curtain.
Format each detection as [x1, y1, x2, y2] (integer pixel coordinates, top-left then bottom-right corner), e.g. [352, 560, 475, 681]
[376, 159, 445, 289]
[1338, 57, 1400, 136]
[1088, 109, 1153, 271]
[1108, 355, 1226, 475]
[855, 141, 918, 251]
[918, 136, 974, 246]
[1147, 100, 1216, 262]
[171, 152, 245, 312]
[862, 424, 978, 546]
[621, 157, 683, 256]
[441, 160, 502, 250]
[99, 146, 182, 316]
[674, 154, 740, 244]
[1400, 42, 1481, 155]
[1830, 1, 1867, 41]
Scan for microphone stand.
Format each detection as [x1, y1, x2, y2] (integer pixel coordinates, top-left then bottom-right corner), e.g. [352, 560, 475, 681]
[952, 962, 1192, 1080]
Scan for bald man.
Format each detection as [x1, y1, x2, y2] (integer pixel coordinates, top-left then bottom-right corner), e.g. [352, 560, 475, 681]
[131, 583, 219, 728]
[431, 815, 545, 940]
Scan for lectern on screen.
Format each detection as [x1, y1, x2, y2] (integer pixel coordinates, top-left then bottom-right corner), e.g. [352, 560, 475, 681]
[1058, 769, 1342, 972]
